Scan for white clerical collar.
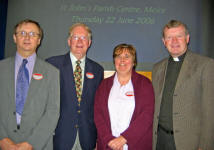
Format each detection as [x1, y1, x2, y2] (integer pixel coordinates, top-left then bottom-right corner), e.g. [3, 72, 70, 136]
[173, 57, 179, 62]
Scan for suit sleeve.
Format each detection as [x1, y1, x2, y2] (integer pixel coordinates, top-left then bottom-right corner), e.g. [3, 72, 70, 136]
[26, 69, 60, 149]
[121, 78, 154, 147]
[199, 59, 214, 149]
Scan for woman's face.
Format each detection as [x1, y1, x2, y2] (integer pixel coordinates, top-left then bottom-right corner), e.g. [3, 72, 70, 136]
[114, 50, 134, 75]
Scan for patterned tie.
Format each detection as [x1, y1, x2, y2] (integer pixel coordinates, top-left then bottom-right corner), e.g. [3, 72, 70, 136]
[16, 59, 29, 115]
[74, 60, 82, 103]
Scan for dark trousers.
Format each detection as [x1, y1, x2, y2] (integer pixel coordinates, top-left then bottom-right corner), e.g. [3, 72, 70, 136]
[156, 125, 176, 150]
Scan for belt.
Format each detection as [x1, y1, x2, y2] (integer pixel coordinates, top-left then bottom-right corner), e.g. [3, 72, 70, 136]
[158, 124, 174, 134]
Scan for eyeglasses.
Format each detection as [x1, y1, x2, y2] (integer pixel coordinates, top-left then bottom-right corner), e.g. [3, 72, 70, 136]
[15, 31, 40, 38]
[70, 35, 88, 41]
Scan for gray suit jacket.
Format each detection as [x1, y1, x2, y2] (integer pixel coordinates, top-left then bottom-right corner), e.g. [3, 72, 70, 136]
[0, 56, 60, 150]
[152, 50, 214, 150]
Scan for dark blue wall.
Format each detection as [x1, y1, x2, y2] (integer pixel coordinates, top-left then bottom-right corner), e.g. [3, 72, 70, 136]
[0, 0, 8, 60]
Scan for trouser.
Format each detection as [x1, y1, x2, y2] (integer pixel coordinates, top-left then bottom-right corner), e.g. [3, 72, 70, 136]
[72, 131, 82, 150]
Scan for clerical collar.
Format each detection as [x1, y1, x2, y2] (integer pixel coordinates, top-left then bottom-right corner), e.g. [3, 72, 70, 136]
[173, 57, 179, 62]
[170, 52, 186, 62]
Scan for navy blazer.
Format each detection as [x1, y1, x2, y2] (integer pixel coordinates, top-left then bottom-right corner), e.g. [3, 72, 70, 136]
[46, 52, 104, 150]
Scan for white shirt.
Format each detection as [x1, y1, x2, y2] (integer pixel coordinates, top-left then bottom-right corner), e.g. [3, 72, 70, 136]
[108, 73, 135, 150]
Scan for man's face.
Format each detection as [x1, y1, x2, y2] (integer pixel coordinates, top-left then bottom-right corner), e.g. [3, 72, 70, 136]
[162, 25, 189, 57]
[13, 23, 41, 58]
[68, 26, 91, 60]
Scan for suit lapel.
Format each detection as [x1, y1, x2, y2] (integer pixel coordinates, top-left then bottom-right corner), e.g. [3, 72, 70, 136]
[62, 53, 77, 99]
[175, 51, 193, 90]
[82, 58, 90, 98]
[157, 59, 168, 101]
[7, 57, 17, 126]
[22, 58, 45, 115]
[7, 57, 16, 110]
[153, 59, 168, 116]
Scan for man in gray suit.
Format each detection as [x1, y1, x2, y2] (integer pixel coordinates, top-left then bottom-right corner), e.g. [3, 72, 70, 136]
[0, 19, 60, 150]
[152, 20, 214, 150]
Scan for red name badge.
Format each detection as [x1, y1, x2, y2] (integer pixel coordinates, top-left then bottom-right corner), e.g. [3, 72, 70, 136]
[33, 73, 43, 80]
[86, 72, 94, 79]
[125, 91, 134, 97]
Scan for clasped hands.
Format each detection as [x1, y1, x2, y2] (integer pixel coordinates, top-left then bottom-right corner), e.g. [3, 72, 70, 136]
[0, 138, 33, 150]
[108, 136, 127, 150]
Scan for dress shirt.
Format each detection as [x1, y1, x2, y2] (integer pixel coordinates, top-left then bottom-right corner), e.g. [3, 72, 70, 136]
[15, 52, 36, 124]
[70, 52, 86, 150]
[108, 73, 135, 150]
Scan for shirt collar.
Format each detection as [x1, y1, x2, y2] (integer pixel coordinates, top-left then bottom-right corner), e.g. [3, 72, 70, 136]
[114, 72, 132, 87]
[169, 52, 186, 62]
[15, 52, 36, 67]
[70, 52, 86, 65]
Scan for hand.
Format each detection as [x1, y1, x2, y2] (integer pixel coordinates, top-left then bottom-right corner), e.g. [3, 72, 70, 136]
[16, 142, 33, 150]
[108, 136, 127, 150]
[0, 138, 17, 150]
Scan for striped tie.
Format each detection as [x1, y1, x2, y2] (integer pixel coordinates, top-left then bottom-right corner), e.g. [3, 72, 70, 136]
[74, 60, 82, 103]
